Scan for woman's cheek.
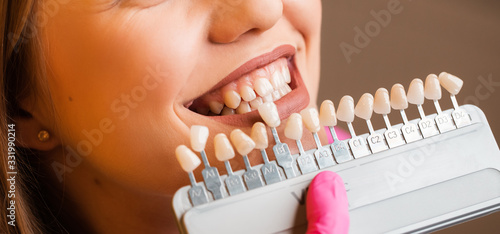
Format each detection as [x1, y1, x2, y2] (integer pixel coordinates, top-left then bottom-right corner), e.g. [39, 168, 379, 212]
[283, 0, 322, 39]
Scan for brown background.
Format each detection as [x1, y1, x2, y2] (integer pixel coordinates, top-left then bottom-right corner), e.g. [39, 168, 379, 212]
[320, 0, 500, 233]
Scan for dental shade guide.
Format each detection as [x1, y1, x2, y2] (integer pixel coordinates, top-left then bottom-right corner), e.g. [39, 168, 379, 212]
[320, 100, 353, 163]
[301, 108, 336, 168]
[258, 102, 298, 179]
[190, 125, 225, 200]
[230, 129, 264, 190]
[175, 145, 209, 206]
[425, 74, 456, 133]
[214, 133, 246, 196]
[407, 78, 440, 138]
[391, 84, 423, 143]
[337, 95, 371, 158]
[374, 88, 406, 148]
[173, 72, 500, 234]
[355, 93, 389, 153]
[285, 113, 319, 174]
[251, 122, 282, 184]
[439, 72, 472, 128]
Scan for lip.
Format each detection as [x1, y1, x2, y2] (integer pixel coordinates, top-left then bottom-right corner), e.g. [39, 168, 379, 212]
[187, 44, 310, 126]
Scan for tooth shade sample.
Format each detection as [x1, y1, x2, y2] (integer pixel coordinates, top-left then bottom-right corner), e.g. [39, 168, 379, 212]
[407, 78, 425, 105]
[221, 107, 235, 115]
[224, 90, 242, 109]
[239, 85, 257, 102]
[439, 72, 463, 95]
[230, 129, 256, 156]
[284, 113, 303, 140]
[390, 84, 409, 110]
[374, 88, 391, 115]
[236, 101, 251, 114]
[424, 74, 442, 100]
[209, 101, 224, 114]
[175, 145, 201, 172]
[251, 122, 268, 149]
[258, 102, 281, 127]
[190, 125, 209, 152]
[300, 107, 321, 133]
[336, 95, 355, 123]
[354, 93, 374, 120]
[319, 100, 337, 126]
[214, 133, 235, 161]
[254, 78, 273, 97]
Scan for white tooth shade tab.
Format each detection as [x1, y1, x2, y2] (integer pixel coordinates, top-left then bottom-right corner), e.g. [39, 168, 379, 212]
[258, 102, 281, 127]
[424, 74, 442, 100]
[373, 88, 391, 115]
[209, 101, 224, 115]
[224, 90, 242, 109]
[354, 93, 374, 120]
[190, 125, 209, 152]
[438, 72, 463, 95]
[230, 129, 256, 156]
[407, 78, 425, 105]
[254, 78, 273, 97]
[239, 85, 257, 102]
[214, 133, 235, 162]
[300, 107, 321, 133]
[336, 95, 355, 123]
[319, 100, 337, 126]
[390, 84, 409, 110]
[175, 145, 201, 172]
[251, 122, 268, 149]
[284, 113, 303, 140]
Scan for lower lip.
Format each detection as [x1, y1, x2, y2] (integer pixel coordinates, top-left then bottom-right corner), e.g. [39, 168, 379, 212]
[202, 56, 310, 127]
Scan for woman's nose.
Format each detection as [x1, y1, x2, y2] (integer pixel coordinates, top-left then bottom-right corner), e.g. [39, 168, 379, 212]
[208, 0, 283, 44]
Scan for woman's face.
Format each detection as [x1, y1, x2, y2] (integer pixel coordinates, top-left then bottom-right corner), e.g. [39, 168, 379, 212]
[39, 0, 322, 195]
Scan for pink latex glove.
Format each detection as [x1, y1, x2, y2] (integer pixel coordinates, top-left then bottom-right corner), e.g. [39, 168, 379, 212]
[306, 171, 349, 234]
[325, 126, 351, 143]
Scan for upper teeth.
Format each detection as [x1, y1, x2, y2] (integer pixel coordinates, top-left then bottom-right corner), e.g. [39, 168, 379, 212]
[196, 58, 292, 115]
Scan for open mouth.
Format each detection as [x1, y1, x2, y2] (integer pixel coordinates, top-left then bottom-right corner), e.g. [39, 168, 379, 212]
[185, 48, 299, 117]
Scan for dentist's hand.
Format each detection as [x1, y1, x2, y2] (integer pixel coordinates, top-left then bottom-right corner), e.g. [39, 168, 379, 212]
[306, 171, 350, 234]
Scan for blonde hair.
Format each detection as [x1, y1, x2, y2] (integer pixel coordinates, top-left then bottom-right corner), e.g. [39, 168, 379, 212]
[1, 0, 53, 233]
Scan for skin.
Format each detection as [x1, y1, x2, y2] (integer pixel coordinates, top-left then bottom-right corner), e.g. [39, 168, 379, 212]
[20, 0, 324, 233]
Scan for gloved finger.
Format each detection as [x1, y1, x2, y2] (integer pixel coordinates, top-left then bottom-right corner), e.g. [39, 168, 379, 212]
[306, 171, 349, 234]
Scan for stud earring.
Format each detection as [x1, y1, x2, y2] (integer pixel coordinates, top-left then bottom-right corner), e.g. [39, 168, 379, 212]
[37, 130, 50, 142]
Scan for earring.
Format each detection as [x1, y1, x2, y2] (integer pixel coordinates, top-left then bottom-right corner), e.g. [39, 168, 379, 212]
[37, 130, 50, 142]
